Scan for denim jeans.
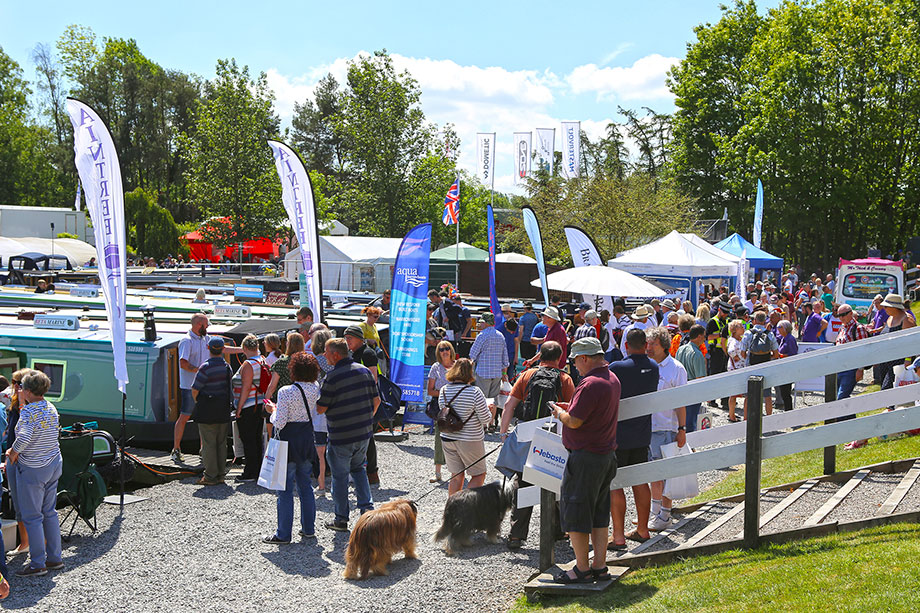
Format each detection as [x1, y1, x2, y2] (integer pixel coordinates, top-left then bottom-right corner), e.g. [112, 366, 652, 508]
[275, 459, 315, 540]
[327, 439, 373, 523]
[837, 369, 858, 421]
[17, 455, 63, 569]
[685, 403, 702, 433]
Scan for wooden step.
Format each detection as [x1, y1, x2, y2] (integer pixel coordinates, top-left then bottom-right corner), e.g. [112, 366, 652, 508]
[523, 560, 629, 600]
[683, 502, 745, 548]
[804, 469, 870, 526]
[878, 460, 920, 515]
[629, 502, 719, 556]
[735, 479, 818, 538]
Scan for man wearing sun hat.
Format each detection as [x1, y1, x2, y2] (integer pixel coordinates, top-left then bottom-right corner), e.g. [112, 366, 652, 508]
[529, 306, 568, 370]
[619, 304, 656, 357]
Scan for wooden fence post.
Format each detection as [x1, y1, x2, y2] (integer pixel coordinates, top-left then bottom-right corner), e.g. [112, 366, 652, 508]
[539, 489, 556, 571]
[743, 375, 764, 549]
[823, 373, 837, 475]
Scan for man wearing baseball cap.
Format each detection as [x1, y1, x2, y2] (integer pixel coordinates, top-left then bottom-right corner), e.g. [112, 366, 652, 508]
[548, 337, 620, 583]
[344, 325, 382, 485]
[529, 306, 568, 370]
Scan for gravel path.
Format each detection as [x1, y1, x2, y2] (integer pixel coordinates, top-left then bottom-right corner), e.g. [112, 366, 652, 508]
[699, 491, 787, 544]
[762, 481, 840, 533]
[2, 431, 564, 613]
[825, 472, 904, 524]
[641, 502, 734, 553]
[895, 471, 920, 514]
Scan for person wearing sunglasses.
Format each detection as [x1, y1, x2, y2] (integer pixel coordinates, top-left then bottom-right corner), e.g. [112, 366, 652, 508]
[427, 341, 456, 483]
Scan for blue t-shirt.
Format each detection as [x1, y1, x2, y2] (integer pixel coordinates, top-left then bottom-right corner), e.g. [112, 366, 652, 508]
[531, 323, 548, 348]
[608, 354, 659, 449]
[519, 311, 539, 341]
[499, 325, 519, 363]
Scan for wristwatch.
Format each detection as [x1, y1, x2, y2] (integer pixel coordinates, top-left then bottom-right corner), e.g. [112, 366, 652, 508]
[677, 425, 686, 431]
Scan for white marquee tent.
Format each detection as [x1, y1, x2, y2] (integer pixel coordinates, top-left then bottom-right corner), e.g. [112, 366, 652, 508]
[284, 236, 404, 293]
[0, 237, 97, 268]
[607, 230, 739, 304]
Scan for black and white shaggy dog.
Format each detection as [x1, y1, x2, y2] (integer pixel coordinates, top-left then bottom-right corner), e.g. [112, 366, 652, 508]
[434, 480, 516, 555]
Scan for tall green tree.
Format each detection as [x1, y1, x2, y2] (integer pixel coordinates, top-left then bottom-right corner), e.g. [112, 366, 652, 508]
[180, 59, 283, 250]
[291, 74, 346, 178]
[125, 187, 180, 258]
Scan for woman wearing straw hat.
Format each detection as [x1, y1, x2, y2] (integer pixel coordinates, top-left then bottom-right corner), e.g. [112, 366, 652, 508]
[877, 294, 916, 390]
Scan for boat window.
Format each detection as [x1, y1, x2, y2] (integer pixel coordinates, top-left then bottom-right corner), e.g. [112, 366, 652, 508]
[30, 360, 66, 401]
[0, 358, 20, 384]
[841, 273, 899, 300]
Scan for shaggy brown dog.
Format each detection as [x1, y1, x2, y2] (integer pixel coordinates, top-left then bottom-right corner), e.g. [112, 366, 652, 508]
[343, 500, 418, 580]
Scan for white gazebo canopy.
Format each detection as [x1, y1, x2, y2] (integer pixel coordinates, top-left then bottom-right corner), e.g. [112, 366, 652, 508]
[496, 252, 537, 264]
[531, 265, 665, 298]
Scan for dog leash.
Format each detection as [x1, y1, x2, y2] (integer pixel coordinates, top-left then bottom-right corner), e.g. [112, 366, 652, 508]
[412, 441, 505, 504]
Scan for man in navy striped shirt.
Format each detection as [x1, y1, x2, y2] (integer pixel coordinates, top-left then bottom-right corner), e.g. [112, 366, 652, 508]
[317, 338, 380, 532]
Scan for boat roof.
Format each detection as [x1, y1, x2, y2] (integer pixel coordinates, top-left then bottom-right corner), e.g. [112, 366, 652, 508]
[0, 323, 185, 348]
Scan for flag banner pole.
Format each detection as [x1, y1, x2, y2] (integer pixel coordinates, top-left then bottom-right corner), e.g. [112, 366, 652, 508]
[487, 203, 503, 329]
[513, 132, 532, 185]
[389, 223, 433, 402]
[522, 206, 550, 307]
[561, 121, 581, 179]
[753, 179, 764, 249]
[268, 140, 324, 321]
[536, 128, 555, 174]
[563, 225, 613, 314]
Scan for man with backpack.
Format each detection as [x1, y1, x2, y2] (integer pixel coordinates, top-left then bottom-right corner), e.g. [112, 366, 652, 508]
[498, 341, 574, 549]
[741, 311, 781, 416]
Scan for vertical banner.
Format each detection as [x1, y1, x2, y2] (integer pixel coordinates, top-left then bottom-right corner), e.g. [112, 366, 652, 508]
[561, 121, 581, 179]
[477, 132, 496, 189]
[563, 225, 613, 314]
[736, 248, 748, 297]
[535, 128, 555, 174]
[522, 206, 550, 307]
[389, 223, 432, 402]
[65, 99, 128, 393]
[74, 181, 82, 211]
[753, 179, 764, 249]
[268, 140, 323, 320]
[486, 205, 504, 329]
[513, 132, 532, 185]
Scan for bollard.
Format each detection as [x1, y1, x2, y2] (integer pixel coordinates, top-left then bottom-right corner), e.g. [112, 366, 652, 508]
[743, 375, 764, 549]
[539, 489, 556, 571]
[823, 373, 837, 475]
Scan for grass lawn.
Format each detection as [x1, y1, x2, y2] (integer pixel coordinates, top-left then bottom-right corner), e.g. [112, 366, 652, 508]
[510, 523, 920, 612]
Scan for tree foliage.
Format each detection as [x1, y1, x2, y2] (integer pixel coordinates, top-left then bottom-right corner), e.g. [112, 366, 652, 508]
[669, 0, 920, 269]
[180, 59, 283, 249]
[124, 187, 180, 258]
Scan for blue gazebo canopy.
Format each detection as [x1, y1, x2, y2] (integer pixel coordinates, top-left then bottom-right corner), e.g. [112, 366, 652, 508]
[714, 233, 783, 271]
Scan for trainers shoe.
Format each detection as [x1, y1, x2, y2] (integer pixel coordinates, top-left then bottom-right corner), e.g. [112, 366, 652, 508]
[16, 566, 47, 577]
[649, 514, 671, 532]
[235, 475, 257, 483]
[261, 535, 290, 544]
[299, 530, 316, 539]
[46, 561, 64, 571]
[170, 449, 184, 463]
[325, 520, 348, 532]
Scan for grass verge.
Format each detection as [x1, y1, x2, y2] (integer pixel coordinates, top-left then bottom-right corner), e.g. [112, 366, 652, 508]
[510, 523, 920, 612]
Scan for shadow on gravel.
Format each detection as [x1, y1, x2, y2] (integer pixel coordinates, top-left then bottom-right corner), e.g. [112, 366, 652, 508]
[323, 532, 352, 564]
[347, 556, 423, 587]
[4, 514, 124, 610]
[191, 484, 234, 500]
[393, 444, 435, 460]
[262, 541, 330, 577]
[233, 482, 268, 497]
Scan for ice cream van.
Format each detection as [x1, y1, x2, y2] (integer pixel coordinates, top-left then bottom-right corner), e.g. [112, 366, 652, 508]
[835, 258, 904, 313]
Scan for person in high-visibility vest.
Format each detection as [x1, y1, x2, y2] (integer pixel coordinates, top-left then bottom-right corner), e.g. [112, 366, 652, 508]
[706, 301, 732, 409]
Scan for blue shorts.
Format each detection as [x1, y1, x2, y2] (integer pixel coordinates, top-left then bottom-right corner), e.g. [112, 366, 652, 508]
[649, 430, 677, 461]
[314, 431, 328, 446]
[180, 388, 195, 416]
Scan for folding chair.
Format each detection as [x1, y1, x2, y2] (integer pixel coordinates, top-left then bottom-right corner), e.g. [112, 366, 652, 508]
[57, 433, 107, 539]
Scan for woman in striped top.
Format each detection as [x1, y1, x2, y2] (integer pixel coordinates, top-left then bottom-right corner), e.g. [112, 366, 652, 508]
[9, 370, 63, 576]
[232, 334, 265, 481]
[438, 358, 494, 496]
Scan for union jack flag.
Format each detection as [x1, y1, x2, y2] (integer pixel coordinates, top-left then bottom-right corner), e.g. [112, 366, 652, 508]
[442, 177, 460, 225]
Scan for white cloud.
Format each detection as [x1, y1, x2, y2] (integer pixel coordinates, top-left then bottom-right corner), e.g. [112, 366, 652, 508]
[266, 52, 673, 196]
[566, 54, 678, 102]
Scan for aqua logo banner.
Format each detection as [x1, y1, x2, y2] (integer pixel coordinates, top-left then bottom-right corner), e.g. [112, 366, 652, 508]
[389, 223, 432, 402]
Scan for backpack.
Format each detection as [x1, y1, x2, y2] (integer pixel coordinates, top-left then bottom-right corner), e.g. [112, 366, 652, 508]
[749, 329, 773, 355]
[253, 359, 271, 395]
[516, 367, 562, 422]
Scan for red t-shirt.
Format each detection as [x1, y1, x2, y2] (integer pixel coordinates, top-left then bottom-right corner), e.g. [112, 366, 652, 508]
[563, 366, 621, 454]
[544, 322, 568, 369]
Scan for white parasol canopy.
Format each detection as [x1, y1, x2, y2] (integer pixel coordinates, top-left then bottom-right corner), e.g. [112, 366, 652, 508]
[531, 265, 665, 298]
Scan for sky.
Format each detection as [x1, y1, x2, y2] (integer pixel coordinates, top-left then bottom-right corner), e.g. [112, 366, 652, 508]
[1, 0, 781, 194]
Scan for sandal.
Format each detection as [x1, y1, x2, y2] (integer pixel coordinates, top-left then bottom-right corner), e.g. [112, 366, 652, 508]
[728, 416, 741, 423]
[607, 541, 627, 551]
[625, 530, 650, 543]
[844, 440, 867, 450]
[506, 537, 523, 550]
[543, 565, 594, 584]
[591, 567, 611, 581]
[429, 476, 443, 483]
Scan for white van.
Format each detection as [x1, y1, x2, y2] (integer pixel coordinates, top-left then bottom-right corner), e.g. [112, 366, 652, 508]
[835, 258, 904, 312]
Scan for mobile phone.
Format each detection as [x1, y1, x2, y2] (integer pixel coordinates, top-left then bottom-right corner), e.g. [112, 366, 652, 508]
[547, 401, 561, 413]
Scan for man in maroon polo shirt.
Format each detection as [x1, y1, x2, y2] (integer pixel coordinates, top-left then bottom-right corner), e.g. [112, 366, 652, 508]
[547, 337, 620, 584]
[528, 306, 568, 370]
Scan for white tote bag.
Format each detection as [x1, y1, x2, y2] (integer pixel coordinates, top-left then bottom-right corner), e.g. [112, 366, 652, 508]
[258, 436, 288, 490]
[524, 426, 569, 482]
[661, 442, 699, 501]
